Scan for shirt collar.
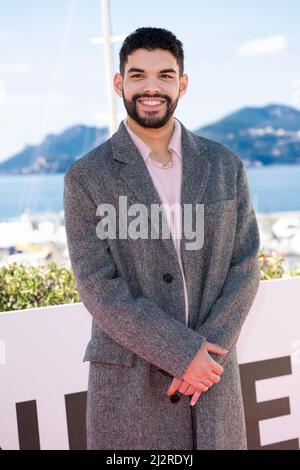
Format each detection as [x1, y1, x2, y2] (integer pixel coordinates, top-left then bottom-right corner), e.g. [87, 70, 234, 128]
[123, 117, 182, 162]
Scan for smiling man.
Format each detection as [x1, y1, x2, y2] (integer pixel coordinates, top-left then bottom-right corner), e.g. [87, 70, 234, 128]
[64, 27, 260, 450]
[116, 46, 186, 170]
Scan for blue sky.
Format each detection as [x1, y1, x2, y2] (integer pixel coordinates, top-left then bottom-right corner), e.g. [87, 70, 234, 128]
[0, 0, 300, 162]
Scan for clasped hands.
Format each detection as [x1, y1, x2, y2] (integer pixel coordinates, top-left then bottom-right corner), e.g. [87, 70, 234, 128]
[166, 340, 228, 406]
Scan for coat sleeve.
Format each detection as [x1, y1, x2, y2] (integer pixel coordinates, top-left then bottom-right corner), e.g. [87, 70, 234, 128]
[194, 160, 261, 367]
[64, 167, 206, 378]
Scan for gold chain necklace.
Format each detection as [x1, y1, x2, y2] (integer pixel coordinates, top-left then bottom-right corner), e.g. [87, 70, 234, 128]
[149, 149, 173, 169]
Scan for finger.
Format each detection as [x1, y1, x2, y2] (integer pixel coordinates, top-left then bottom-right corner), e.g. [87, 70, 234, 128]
[178, 383, 197, 395]
[182, 377, 209, 392]
[210, 361, 224, 377]
[167, 377, 182, 396]
[207, 342, 228, 357]
[201, 378, 214, 388]
[185, 385, 197, 395]
[190, 389, 202, 406]
[178, 380, 191, 395]
[208, 371, 221, 384]
[195, 381, 209, 392]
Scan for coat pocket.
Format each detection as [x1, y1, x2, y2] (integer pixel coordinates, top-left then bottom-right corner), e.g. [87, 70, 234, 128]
[83, 334, 136, 367]
[204, 198, 236, 215]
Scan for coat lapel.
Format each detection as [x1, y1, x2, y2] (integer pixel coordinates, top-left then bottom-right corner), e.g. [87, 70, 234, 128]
[111, 119, 211, 262]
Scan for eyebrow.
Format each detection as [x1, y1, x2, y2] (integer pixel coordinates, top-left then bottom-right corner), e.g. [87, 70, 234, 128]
[127, 67, 177, 74]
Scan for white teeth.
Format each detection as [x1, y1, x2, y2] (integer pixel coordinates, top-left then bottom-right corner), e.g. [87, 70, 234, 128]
[140, 100, 163, 106]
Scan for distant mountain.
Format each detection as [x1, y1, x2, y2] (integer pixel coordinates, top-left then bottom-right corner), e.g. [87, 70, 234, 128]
[0, 125, 108, 175]
[197, 104, 300, 166]
[0, 104, 299, 175]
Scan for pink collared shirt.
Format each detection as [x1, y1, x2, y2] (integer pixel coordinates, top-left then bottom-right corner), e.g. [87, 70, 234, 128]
[123, 118, 189, 326]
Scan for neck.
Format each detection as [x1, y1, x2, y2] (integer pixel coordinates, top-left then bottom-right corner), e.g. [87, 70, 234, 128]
[126, 115, 175, 152]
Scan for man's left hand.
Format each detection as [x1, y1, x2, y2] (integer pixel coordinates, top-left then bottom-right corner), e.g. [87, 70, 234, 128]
[167, 377, 212, 406]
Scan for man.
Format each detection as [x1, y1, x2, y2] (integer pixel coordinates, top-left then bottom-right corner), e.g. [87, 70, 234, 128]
[64, 27, 260, 450]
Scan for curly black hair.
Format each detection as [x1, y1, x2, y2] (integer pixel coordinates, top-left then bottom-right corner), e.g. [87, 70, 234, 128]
[119, 27, 184, 77]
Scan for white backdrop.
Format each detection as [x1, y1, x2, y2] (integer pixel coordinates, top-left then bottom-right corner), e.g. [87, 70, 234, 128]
[0, 277, 300, 450]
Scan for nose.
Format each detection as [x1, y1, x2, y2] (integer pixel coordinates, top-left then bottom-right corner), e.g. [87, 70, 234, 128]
[142, 78, 162, 95]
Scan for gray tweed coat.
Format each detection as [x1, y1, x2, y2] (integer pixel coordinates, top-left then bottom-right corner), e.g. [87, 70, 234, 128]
[63, 118, 260, 450]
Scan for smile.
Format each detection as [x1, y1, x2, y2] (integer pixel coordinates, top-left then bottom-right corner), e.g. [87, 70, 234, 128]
[138, 99, 165, 109]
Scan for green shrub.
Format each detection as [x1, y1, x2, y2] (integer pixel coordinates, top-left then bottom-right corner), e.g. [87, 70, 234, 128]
[0, 251, 299, 312]
[0, 261, 80, 312]
[259, 249, 285, 280]
[258, 249, 300, 280]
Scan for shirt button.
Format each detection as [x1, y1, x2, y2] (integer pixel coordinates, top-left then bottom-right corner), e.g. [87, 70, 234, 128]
[163, 273, 173, 284]
[169, 393, 180, 403]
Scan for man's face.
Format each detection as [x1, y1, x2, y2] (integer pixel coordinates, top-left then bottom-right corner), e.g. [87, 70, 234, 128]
[114, 48, 188, 128]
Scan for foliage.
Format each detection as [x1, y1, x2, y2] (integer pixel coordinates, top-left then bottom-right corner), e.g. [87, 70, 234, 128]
[0, 261, 80, 312]
[0, 251, 300, 312]
[258, 249, 300, 280]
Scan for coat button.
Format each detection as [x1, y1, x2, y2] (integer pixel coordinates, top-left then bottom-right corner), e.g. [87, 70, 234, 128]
[170, 393, 180, 403]
[163, 273, 173, 284]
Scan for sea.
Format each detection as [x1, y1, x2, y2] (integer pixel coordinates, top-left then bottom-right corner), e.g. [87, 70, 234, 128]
[0, 164, 300, 222]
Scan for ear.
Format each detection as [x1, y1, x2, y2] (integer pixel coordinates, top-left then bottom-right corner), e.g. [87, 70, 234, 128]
[114, 73, 123, 97]
[179, 73, 188, 98]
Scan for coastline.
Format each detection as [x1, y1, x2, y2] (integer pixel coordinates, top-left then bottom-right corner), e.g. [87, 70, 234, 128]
[0, 210, 299, 271]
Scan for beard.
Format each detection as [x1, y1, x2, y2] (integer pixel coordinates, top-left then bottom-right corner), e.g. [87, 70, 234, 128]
[122, 90, 179, 128]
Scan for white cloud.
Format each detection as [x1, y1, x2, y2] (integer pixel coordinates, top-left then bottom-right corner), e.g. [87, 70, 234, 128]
[238, 34, 287, 58]
[0, 63, 31, 73]
[0, 30, 37, 40]
[89, 34, 127, 45]
[291, 79, 300, 107]
[0, 30, 20, 40]
[0, 81, 7, 105]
